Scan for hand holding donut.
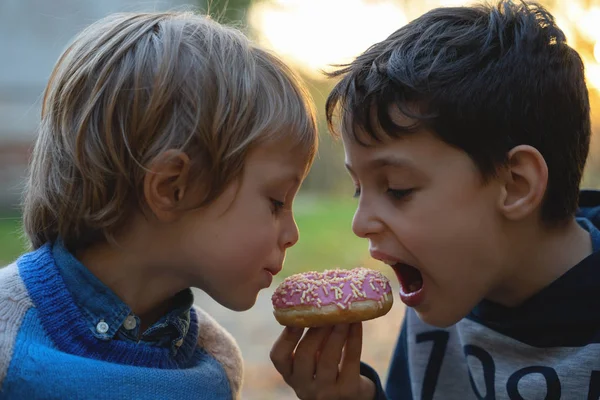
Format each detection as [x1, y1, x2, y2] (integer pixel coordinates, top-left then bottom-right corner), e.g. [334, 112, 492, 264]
[270, 268, 391, 400]
[270, 323, 376, 400]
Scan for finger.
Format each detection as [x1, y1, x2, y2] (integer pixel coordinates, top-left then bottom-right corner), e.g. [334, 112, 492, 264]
[315, 327, 333, 360]
[291, 327, 333, 385]
[338, 323, 363, 386]
[315, 324, 349, 385]
[270, 326, 304, 379]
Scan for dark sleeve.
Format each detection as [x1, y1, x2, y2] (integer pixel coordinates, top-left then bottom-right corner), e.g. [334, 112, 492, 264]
[385, 317, 413, 399]
[360, 362, 388, 400]
[360, 316, 412, 400]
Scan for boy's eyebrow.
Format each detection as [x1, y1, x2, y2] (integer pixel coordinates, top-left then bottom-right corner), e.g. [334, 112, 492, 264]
[275, 171, 302, 186]
[345, 156, 415, 172]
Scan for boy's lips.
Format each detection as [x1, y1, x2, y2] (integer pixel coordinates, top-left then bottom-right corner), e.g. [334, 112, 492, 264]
[262, 270, 274, 287]
[370, 249, 425, 307]
[265, 266, 282, 276]
[262, 265, 282, 288]
[394, 264, 425, 307]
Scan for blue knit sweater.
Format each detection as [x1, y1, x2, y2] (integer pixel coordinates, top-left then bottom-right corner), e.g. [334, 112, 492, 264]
[0, 244, 243, 399]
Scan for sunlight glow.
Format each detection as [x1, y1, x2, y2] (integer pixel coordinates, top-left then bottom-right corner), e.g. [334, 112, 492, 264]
[249, 0, 406, 78]
[249, 0, 600, 91]
[586, 59, 600, 90]
[553, 0, 600, 90]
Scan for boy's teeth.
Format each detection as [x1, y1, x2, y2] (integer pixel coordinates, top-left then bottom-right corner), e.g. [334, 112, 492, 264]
[383, 260, 396, 266]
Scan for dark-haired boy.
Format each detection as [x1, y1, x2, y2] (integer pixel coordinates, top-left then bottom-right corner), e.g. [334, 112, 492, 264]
[270, 1, 600, 399]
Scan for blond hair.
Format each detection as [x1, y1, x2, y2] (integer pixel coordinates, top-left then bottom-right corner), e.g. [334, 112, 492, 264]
[23, 12, 317, 250]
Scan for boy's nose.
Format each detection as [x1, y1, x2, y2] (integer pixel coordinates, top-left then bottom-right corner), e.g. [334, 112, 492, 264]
[352, 202, 383, 238]
[281, 216, 299, 249]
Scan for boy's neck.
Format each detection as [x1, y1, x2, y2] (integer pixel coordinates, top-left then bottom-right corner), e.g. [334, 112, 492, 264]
[75, 240, 187, 329]
[486, 218, 592, 307]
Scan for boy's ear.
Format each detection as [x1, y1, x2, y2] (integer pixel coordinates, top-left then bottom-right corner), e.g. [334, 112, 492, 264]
[143, 150, 192, 222]
[497, 145, 548, 221]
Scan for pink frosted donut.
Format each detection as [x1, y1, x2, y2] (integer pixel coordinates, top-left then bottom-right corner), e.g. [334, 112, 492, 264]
[271, 267, 393, 327]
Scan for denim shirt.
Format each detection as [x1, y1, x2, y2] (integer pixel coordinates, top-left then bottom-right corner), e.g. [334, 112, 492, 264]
[52, 240, 194, 355]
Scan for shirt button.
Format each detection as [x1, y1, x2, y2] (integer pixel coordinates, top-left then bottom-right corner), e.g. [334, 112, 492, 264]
[96, 321, 109, 334]
[123, 315, 137, 330]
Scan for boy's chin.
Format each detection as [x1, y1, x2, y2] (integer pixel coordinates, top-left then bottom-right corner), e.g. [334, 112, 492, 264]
[216, 294, 258, 312]
[415, 306, 469, 328]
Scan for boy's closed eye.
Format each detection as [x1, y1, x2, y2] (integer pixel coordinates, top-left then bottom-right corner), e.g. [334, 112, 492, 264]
[270, 198, 286, 214]
[351, 186, 415, 199]
[264, 172, 303, 215]
[387, 188, 414, 200]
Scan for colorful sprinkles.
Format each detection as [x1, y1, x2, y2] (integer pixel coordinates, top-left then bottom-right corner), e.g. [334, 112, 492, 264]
[272, 268, 392, 310]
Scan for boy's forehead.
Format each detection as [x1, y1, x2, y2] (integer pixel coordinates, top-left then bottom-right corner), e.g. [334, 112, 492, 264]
[342, 104, 420, 144]
[249, 139, 313, 178]
[342, 124, 447, 176]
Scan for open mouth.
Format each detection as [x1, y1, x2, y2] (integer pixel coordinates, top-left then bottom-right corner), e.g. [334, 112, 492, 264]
[392, 263, 423, 294]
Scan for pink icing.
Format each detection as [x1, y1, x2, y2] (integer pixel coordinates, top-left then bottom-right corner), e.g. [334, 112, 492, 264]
[271, 267, 392, 310]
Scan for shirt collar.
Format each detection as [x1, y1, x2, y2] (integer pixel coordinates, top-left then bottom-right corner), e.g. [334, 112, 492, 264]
[471, 217, 600, 326]
[52, 239, 193, 351]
